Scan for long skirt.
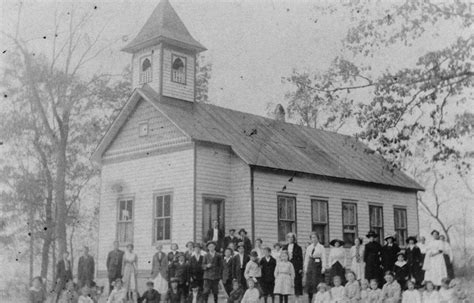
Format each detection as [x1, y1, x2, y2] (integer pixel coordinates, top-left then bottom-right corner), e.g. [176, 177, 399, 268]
[329, 261, 346, 286]
[153, 272, 168, 294]
[305, 257, 323, 295]
[122, 263, 137, 292]
[274, 274, 294, 295]
[423, 253, 447, 286]
[443, 254, 455, 280]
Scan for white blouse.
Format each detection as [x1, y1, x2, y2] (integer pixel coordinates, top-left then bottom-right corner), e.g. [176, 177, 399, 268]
[304, 242, 327, 272]
[329, 247, 346, 267]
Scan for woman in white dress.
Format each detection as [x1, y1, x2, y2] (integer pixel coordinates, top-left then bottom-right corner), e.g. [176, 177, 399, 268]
[422, 230, 447, 287]
[122, 243, 138, 302]
[439, 235, 454, 280]
[350, 237, 365, 281]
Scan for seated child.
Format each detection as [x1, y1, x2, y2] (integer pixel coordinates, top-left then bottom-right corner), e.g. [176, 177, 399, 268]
[241, 278, 260, 303]
[367, 279, 382, 303]
[228, 279, 244, 303]
[165, 278, 182, 303]
[312, 282, 331, 303]
[344, 271, 360, 302]
[186, 283, 203, 303]
[422, 281, 440, 303]
[78, 287, 94, 303]
[381, 271, 401, 303]
[29, 276, 46, 303]
[107, 279, 126, 303]
[58, 280, 79, 303]
[449, 279, 468, 303]
[402, 280, 421, 303]
[394, 252, 409, 290]
[139, 281, 160, 303]
[438, 278, 453, 303]
[330, 276, 345, 303]
[360, 279, 369, 303]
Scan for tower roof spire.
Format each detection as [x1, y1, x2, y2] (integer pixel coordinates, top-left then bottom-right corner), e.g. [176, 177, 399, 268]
[122, 0, 206, 53]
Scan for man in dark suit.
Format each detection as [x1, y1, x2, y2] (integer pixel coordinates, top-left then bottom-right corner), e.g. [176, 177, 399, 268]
[77, 246, 95, 288]
[231, 242, 250, 289]
[224, 229, 240, 251]
[364, 231, 383, 284]
[171, 252, 189, 299]
[222, 248, 234, 296]
[188, 243, 204, 290]
[238, 229, 253, 255]
[206, 220, 224, 252]
[106, 241, 124, 293]
[55, 251, 73, 299]
[202, 241, 223, 303]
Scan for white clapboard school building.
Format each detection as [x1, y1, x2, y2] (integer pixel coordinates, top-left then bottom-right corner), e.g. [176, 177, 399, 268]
[92, 0, 423, 285]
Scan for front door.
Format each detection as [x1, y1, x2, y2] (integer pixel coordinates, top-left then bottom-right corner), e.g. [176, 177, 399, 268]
[203, 197, 225, 241]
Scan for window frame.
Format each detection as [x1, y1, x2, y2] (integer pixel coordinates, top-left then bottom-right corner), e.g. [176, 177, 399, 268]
[152, 192, 173, 244]
[116, 196, 135, 245]
[369, 204, 384, 244]
[277, 195, 297, 242]
[393, 207, 408, 247]
[139, 55, 153, 84]
[341, 201, 358, 248]
[171, 54, 187, 85]
[311, 197, 329, 247]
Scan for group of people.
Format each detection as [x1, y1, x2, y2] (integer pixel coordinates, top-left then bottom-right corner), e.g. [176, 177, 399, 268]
[29, 222, 462, 303]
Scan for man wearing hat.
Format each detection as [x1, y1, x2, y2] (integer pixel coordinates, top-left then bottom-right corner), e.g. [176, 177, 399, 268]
[206, 220, 224, 252]
[189, 243, 205, 290]
[405, 236, 423, 287]
[202, 241, 223, 303]
[238, 229, 252, 255]
[232, 241, 250, 289]
[382, 234, 400, 274]
[224, 228, 240, 251]
[363, 231, 383, 284]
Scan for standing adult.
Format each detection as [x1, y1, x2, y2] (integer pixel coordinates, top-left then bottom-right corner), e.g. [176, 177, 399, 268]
[224, 229, 240, 250]
[206, 220, 224, 252]
[423, 230, 447, 287]
[364, 231, 383, 284]
[440, 235, 454, 280]
[151, 244, 169, 295]
[189, 243, 205, 290]
[77, 246, 95, 288]
[405, 236, 422, 287]
[232, 242, 250, 289]
[55, 251, 73, 300]
[222, 248, 235, 296]
[122, 243, 138, 302]
[417, 236, 427, 283]
[184, 241, 195, 262]
[106, 241, 124, 294]
[238, 229, 253, 256]
[202, 241, 223, 303]
[282, 232, 303, 298]
[381, 235, 400, 273]
[350, 237, 365, 281]
[303, 232, 326, 303]
[328, 239, 346, 285]
[254, 238, 264, 260]
[168, 243, 180, 268]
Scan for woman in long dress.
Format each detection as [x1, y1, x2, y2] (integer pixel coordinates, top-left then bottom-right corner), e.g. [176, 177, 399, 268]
[329, 239, 346, 285]
[423, 230, 447, 287]
[122, 243, 138, 301]
[151, 244, 168, 295]
[439, 235, 454, 280]
[273, 250, 295, 303]
[303, 232, 326, 302]
[350, 237, 365, 281]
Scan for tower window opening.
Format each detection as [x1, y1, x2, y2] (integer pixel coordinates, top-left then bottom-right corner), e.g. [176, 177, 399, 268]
[139, 57, 152, 84]
[171, 55, 186, 84]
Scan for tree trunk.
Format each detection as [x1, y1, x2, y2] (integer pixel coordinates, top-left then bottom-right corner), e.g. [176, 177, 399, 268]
[55, 142, 68, 256]
[40, 182, 54, 280]
[29, 207, 34, 282]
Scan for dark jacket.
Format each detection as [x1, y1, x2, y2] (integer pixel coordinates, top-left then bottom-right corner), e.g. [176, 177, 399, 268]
[240, 237, 253, 255]
[168, 251, 179, 265]
[202, 252, 223, 280]
[171, 262, 189, 284]
[206, 228, 225, 251]
[151, 252, 168, 280]
[405, 245, 423, 283]
[228, 287, 244, 303]
[224, 236, 240, 250]
[106, 249, 124, 279]
[381, 244, 401, 271]
[282, 243, 304, 295]
[165, 288, 182, 303]
[189, 254, 204, 282]
[222, 256, 234, 282]
[185, 291, 204, 303]
[364, 241, 383, 280]
[259, 256, 277, 283]
[77, 255, 95, 285]
[139, 289, 161, 303]
[57, 259, 73, 282]
[231, 253, 250, 285]
[393, 262, 409, 288]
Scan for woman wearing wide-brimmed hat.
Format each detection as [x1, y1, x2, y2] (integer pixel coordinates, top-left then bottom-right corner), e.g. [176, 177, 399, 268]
[328, 239, 346, 285]
[363, 231, 383, 283]
[405, 236, 423, 287]
[381, 234, 401, 274]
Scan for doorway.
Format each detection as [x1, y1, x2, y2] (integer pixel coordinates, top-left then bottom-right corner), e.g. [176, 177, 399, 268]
[202, 197, 225, 241]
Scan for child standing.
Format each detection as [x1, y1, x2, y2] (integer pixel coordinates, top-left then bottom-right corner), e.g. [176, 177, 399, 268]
[402, 280, 421, 303]
[394, 252, 409, 290]
[367, 279, 382, 303]
[241, 279, 260, 303]
[260, 247, 277, 303]
[244, 251, 262, 289]
[360, 279, 369, 303]
[344, 271, 361, 302]
[273, 250, 295, 303]
[312, 283, 331, 303]
[29, 276, 46, 303]
[139, 281, 161, 303]
[438, 278, 453, 303]
[422, 280, 440, 303]
[381, 271, 401, 303]
[228, 279, 244, 303]
[330, 276, 345, 303]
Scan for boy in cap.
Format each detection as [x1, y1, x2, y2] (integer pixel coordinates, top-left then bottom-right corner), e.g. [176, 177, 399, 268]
[202, 241, 223, 303]
[138, 281, 160, 303]
[238, 229, 252, 255]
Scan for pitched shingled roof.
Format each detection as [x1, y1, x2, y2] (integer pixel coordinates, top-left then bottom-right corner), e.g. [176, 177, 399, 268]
[122, 0, 206, 53]
[134, 85, 423, 191]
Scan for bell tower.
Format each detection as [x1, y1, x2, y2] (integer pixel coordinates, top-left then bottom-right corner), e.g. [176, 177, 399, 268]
[122, 0, 206, 102]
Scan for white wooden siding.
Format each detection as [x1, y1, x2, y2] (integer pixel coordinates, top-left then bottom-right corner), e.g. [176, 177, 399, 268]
[97, 148, 194, 274]
[253, 170, 418, 266]
[131, 46, 161, 92]
[230, 154, 252, 237]
[104, 99, 188, 159]
[162, 48, 195, 102]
